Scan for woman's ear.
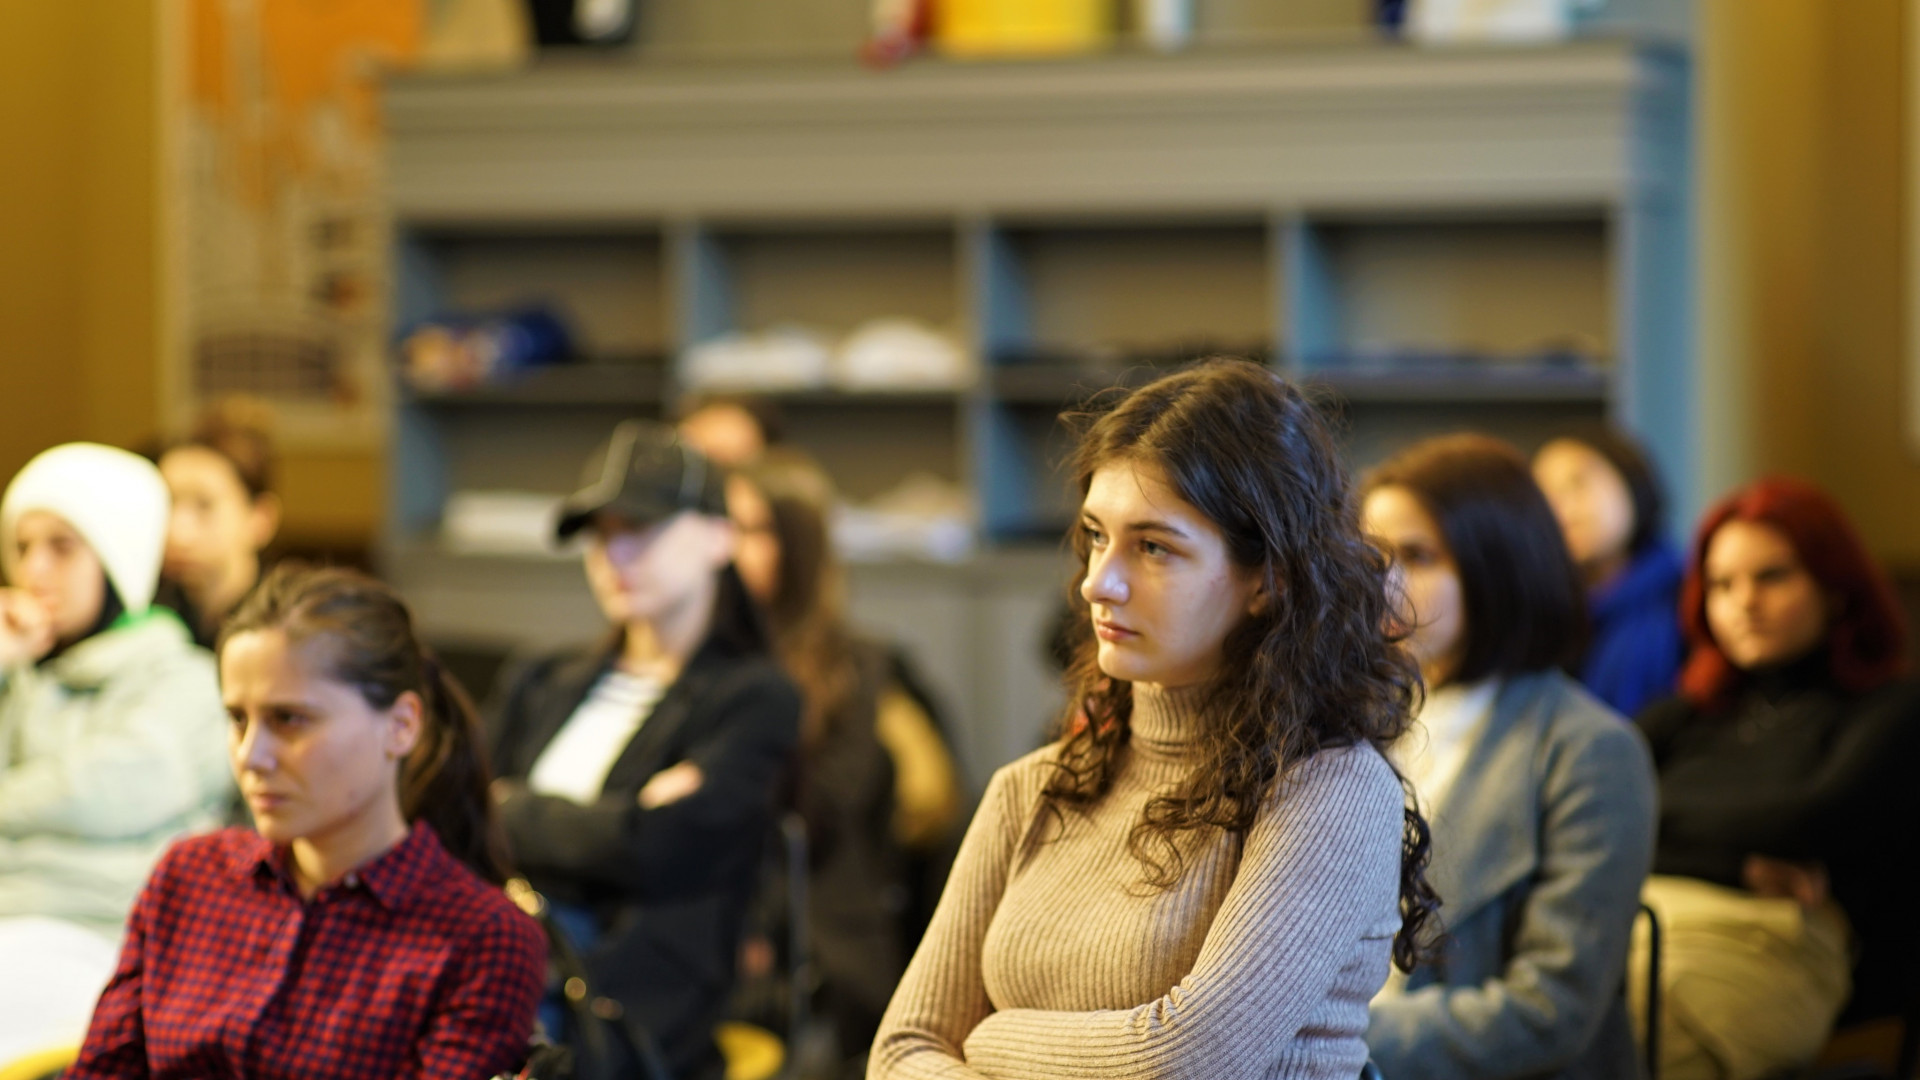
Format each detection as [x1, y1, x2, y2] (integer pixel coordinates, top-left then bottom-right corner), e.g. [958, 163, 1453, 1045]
[1246, 570, 1275, 617]
[249, 493, 283, 552]
[386, 690, 425, 760]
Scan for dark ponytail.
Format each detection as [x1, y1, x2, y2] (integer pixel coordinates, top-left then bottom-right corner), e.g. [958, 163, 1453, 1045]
[402, 651, 514, 884]
[220, 563, 514, 884]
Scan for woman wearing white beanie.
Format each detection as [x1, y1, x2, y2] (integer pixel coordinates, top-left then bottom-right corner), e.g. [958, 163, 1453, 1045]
[0, 443, 229, 1064]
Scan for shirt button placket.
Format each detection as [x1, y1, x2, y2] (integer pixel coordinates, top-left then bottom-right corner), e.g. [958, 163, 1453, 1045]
[257, 909, 305, 1012]
[238, 904, 305, 1067]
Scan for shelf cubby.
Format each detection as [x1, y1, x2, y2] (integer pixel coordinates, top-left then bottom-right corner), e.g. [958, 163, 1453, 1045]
[391, 226, 673, 542]
[777, 397, 967, 504]
[401, 361, 671, 409]
[398, 227, 669, 360]
[678, 223, 961, 343]
[1288, 213, 1613, 374]
[980, 219, 1275, 367]
[968, 218, 1276, 542]
[1322, 398, 1614, 479]
[973, 399, 1082, 543]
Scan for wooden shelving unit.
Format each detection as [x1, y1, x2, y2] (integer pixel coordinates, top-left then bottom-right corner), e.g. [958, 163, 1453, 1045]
[382, 39, 1693, 781]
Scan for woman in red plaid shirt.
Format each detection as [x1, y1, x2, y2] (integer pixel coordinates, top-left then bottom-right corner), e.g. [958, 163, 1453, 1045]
[69, 564, 547, 1080]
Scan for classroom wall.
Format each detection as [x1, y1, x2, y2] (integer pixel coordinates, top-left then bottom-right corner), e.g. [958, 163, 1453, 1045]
[0, 2, 158, 482]
[9, 1, 1920, 564]
[0, 2, 382, 550]
[1698, 0, 1920, 566]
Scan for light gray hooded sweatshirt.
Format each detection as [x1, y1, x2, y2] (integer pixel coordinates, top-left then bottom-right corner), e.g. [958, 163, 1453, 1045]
[0, 444, 231, 940]
[0, 611, 230, 938]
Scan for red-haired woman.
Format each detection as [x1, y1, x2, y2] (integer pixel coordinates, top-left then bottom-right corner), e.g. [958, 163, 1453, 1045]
[1632, 477, 1920, 1080]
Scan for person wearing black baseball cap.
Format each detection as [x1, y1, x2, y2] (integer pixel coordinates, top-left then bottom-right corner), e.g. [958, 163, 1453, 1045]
[483, 420, 801, 1080]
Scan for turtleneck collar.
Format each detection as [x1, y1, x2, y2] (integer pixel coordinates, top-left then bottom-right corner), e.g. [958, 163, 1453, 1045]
[1129, 683, 1207, 759]
[1743, 648, 1834, 704]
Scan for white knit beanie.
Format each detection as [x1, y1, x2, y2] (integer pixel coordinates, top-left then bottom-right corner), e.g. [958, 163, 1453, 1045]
[1, 443, 171, 614]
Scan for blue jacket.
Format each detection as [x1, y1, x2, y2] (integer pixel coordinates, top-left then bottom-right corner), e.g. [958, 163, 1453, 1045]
[1581, 542, 1685, 718]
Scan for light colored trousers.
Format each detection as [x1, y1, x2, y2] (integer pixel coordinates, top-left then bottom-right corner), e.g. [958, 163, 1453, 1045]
[1629, 875, 1852, 1080]
[0, 915, 117, 1063]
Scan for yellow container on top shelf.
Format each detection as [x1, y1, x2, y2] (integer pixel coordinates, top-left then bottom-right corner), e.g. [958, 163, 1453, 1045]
[935, 0, 1114, 57]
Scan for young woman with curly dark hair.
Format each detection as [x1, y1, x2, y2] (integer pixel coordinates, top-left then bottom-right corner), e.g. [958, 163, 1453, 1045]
[869, 358, 1437, 1079]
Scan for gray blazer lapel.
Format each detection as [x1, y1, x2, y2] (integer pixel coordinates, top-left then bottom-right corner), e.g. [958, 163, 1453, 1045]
[1423, 673, 1555, 946]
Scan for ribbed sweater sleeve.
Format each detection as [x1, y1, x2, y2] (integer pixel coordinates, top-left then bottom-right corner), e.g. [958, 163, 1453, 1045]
[868, 760, 1026, 1080]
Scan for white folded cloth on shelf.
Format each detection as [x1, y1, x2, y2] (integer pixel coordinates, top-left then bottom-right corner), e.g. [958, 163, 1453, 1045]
[834, 318, 970, 390]
[679, 319, 971, 393]
[832, 472, 975, 564]
[679, 326, 832, 391]
[441, 490, 567, 557]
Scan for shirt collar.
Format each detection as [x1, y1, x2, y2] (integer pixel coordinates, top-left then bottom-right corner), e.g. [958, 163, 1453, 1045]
[1415, 677, 1501, 750]
[228, 822, 446, 911]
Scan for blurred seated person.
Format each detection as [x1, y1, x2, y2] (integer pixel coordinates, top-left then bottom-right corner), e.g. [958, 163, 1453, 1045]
[1362, 434, 1657, 1080]
[726, 452, 961, 1071]
[0, 444, 229, 1058]
[69, 565, 546, 1078]
[153, 397, 281, 649]
[485, 421, 801, 1080]
[677, 393, 786, 468]
[1534, 430, 1686, 716]
[1631, 477, 1920, 1080]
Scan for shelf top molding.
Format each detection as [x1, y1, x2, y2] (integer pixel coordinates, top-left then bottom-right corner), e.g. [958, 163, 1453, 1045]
[386, 40, 1687, 224]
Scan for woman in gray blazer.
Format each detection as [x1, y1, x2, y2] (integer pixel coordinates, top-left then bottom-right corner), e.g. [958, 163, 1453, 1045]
[1361, 434, 1658, 1080]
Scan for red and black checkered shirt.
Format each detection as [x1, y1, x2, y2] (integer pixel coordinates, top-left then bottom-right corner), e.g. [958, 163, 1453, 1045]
[70, 823, 546, 1080]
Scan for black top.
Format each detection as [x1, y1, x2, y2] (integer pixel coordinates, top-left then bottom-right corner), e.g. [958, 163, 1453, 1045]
[794, 639, 909, 1054]
[152, 571, 267, 651]
[486, 631, 800, 1080]
[1636, 658, 1920, 1019]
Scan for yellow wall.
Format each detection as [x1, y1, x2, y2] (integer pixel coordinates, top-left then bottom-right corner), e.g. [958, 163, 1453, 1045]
[1700, 0, 1920, 565]
[0, 2, 379, 548]
[0, 3, 157, 479]
[277, 453, 382, 546]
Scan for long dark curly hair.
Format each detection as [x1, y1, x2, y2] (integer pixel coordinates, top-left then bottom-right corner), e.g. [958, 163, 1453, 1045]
[1047, 358, 1439, 972]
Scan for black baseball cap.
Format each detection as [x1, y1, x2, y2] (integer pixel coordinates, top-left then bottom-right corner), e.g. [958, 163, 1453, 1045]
[554, 420, 729, 540]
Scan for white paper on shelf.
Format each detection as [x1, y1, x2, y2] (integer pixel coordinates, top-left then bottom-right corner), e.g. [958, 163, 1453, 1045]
[441, 490, 568, 557]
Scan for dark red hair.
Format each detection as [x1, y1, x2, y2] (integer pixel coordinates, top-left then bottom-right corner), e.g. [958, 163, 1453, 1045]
[1678, 477, 1907, 708]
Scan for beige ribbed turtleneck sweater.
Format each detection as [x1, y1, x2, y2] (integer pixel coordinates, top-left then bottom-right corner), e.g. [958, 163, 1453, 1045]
[869, 685, 1406, 1080]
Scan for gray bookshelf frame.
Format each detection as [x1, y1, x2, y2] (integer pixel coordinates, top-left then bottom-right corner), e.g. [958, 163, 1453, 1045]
[382, 39, 1692, 781]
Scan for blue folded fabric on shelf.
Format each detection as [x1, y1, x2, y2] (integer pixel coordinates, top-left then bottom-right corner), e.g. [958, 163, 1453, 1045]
[401, 306, 576, 392]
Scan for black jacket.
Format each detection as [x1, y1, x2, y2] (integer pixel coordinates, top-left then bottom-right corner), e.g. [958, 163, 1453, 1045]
[487, 628, 801, 1080]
